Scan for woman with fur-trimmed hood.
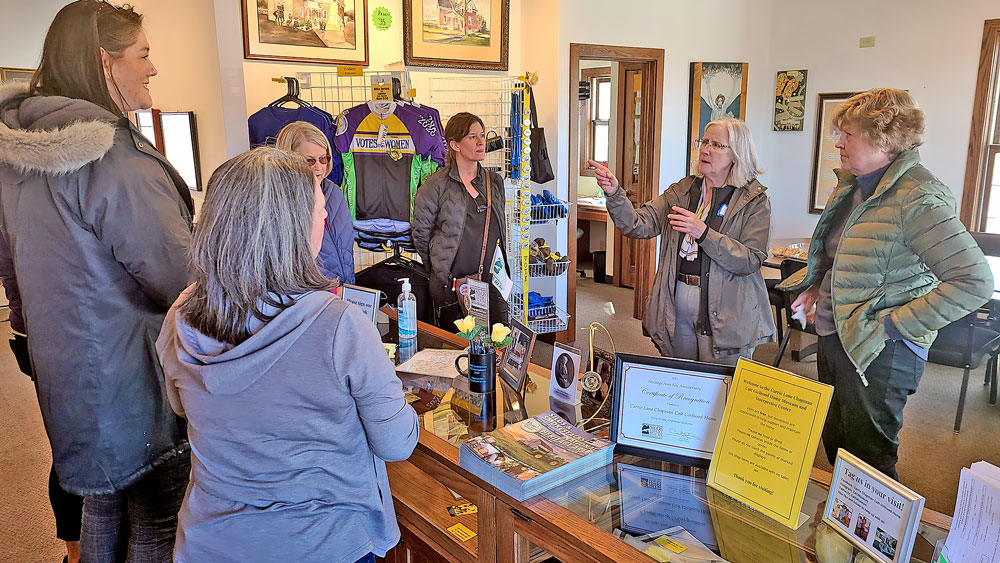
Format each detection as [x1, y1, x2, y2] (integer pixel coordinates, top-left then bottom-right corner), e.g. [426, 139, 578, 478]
[0, 2, 194, 559]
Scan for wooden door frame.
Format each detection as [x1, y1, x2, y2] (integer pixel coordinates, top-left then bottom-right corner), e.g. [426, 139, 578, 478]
[960, 18, 1000, 230]
[562, 43, 664, 342]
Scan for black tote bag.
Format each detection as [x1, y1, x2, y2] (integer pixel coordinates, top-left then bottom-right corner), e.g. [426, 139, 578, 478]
[527, 87, 555, 184]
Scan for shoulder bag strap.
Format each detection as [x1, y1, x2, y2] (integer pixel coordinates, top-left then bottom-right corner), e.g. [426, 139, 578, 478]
[478, 170, 491, 276]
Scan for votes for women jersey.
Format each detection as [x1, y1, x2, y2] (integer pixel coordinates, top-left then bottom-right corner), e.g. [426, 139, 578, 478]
[334, 101, 446, 222]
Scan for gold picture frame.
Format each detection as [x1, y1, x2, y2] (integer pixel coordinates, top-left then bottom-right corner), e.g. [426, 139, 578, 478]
[1, 67, 35, 85]
[240, 0, 369, 65]
[403, 0, 509, 71]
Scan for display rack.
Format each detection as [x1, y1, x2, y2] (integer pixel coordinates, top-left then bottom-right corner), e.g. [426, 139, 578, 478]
[296, 70, 422, 273]
[429, 76, 570, 333]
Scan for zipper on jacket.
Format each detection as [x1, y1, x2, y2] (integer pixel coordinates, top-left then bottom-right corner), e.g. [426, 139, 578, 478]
[831, 186, 876, 385]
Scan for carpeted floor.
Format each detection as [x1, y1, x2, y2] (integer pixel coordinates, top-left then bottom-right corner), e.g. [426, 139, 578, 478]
[1, 280, 999, 560]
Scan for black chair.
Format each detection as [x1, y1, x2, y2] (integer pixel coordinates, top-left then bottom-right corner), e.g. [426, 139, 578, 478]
[969, 231, 1000, 402]
[772, 258, 815, 367]
[766, 277, 784, 344]
[926, 309, 1000, 433]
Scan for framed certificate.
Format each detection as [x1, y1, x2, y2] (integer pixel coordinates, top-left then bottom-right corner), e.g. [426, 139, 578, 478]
[610, 354, 734, 463]
[823, 449, 925, 563]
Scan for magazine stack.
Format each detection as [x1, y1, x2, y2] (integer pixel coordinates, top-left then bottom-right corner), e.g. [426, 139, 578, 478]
[459, 411, 615, 501]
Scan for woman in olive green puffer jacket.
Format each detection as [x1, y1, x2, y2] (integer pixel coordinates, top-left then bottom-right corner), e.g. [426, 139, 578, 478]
[780, 88, 993, 479]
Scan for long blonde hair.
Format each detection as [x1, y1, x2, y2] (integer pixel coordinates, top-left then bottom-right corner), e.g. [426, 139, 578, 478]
[179, 147, 335, 345]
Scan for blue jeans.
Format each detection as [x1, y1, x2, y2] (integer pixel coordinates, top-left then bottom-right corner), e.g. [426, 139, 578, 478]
[79, 451, 190, 563]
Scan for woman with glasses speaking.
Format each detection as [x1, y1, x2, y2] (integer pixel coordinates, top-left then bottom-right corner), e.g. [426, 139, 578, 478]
[589, 118, 775, 364]
[276, 121, 355, 284]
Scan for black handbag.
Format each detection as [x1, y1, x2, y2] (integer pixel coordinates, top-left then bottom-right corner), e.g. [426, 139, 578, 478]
[527, 87, 555, 184]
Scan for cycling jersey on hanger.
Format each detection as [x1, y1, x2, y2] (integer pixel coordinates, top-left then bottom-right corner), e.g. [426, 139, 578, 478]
[334, 101, 445, 222]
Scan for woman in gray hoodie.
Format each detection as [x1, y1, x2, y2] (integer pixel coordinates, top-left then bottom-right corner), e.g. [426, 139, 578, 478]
[156, 148, 419, 563]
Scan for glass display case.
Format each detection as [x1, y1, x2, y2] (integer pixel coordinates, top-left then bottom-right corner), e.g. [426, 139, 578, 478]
[378, 311, 950, 563]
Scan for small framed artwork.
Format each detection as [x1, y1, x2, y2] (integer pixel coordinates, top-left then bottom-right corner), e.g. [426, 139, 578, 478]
[809, 92, 857, 213]
[773, 69, 808, 131]
[549, 342, 582, 405]
[159, 111, 202, 191]
[241, 0, 369, 65]
[0, 67, 34, 85]
[402, 0, 509, 70]
[499, 319, 535, 392]
[583, 346, 614, 405]
[341, 284, 382, 324]
[823, 449, 924, 563]
[687, 62, 748, 175]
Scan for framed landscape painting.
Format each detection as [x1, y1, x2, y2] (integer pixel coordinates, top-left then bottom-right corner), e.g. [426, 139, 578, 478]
[1, 67, 34, 85]
[687, 62, 748, 174]
[241, 0, 369, 65]
[403, 0, 509, 70]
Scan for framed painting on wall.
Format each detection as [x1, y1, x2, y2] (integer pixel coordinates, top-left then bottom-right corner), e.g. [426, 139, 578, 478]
[773, 69, 807, 131]
[687, 62, 748, 175]
[809, 92, 856, 213]
[402, 0, 509, 70]
[1, 67, 35, 85]
[241, 0, 369, 65]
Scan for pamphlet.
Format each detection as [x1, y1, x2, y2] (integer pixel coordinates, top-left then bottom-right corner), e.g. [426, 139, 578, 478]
[707, 358, 833, 529]
[943, 461, 1000, 563]
[549, 343, 582, 404]
[468, 279, 490, 330]
[397, 348, 463, 378]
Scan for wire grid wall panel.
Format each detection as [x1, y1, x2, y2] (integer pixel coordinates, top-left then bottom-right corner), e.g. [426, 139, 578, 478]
[429, 76, 522, 177]
[298, 70, 417, 274]
[297, 70, 407, 117]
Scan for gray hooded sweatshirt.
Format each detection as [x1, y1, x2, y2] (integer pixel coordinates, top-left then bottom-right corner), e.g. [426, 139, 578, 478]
[156, 290, 419, 563]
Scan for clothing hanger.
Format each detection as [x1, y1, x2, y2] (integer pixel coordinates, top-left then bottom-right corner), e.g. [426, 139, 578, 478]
[267, 77, 311, 108]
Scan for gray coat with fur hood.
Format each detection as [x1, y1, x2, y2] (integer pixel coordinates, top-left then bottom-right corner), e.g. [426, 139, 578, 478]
[0, 84, 194, 495]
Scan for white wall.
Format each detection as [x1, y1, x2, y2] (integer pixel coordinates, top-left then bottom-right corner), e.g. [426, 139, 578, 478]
[0, 0, 230, 196]
[0, 0, 65, 69]
[762, 0, 1000, 238]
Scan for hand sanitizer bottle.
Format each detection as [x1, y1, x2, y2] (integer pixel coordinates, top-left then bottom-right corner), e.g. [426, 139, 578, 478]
[397, 278, 417, 362]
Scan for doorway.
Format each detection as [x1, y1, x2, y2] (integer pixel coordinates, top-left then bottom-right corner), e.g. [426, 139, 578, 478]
[563, 44, 664, 344]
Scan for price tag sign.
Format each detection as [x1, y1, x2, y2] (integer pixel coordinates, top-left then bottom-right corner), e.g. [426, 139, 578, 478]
[371, 82, 392, 102]
[337, 65, 363, 77]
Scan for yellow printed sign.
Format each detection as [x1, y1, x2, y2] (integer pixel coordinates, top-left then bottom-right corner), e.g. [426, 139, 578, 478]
[408, 88, 417, 99]
[337, 65, 363, 77]
[371, 82, 392, 102]
[447, 523, 477, 542]
[707, 358, 832, 529]
[655, 536, 688, 553]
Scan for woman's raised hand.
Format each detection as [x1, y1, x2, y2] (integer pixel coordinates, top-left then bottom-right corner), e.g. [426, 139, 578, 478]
[588, 160, 619, 196]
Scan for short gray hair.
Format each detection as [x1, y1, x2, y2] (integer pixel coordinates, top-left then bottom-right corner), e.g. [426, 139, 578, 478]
[179, 147, 336, 345]
[692, 118, 763, 187]
[275, 121, 334, 177]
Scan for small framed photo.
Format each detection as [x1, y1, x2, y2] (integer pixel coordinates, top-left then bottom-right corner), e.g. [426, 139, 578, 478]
[823, 449, 924, 563]
[159, 111, 202, 191]
[341, 284, 381, 324]
[499, 319, 535, 393]
[583, 346, 614, 405]
[549, 343, 582, 405]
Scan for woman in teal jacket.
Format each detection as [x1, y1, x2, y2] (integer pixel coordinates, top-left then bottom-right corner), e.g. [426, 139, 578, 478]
[782, 88, 992, 479]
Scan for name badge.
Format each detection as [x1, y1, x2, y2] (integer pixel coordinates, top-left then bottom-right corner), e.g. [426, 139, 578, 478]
[717, 203, 728, 217]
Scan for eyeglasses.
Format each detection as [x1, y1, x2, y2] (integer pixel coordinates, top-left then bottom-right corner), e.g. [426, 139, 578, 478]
[694, 138, 730, 151]
[305, 155, 331, 166]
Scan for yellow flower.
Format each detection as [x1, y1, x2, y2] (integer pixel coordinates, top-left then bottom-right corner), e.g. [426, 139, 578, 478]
[454, 316, 476, 335]
[491, 323, 511, 343]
